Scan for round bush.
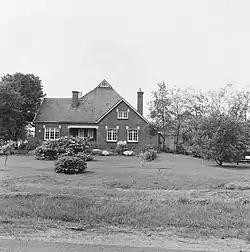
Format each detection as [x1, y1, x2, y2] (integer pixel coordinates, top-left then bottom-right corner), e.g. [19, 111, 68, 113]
[55, 156, 87, 174]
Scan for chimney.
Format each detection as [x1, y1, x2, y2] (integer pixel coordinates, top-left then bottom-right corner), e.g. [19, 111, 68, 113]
[72, 91, 79, 108]
[137, 88, 144, 115]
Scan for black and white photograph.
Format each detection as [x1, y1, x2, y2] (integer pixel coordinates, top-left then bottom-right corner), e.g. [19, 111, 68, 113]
[1, 0, 250, 251]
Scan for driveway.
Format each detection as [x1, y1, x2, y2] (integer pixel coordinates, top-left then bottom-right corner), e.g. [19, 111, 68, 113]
[0, 239, 207, 252]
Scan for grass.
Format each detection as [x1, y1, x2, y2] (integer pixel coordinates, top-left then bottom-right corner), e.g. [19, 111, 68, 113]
[0, 193, 249, 238]
[1, 153, 250, 240]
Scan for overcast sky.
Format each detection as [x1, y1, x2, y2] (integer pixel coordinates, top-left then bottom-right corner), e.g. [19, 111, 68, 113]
[1, 0, 250, 116]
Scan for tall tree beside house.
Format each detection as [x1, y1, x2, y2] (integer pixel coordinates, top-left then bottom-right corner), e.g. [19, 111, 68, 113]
[0, 84, 24, 140]
[148, 83, 200, 150]
[148, 81, 172, 147]
[167, 87, 194, 151]
[0, 73, 44, 140]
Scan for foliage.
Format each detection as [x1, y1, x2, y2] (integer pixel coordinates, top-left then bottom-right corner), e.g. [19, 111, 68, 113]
[143, 123, 159, 137]
[0, 140, 17, 155]
[148, 81, 172, 146]
[160, 146, 175, 153]
[189, 113, 250, 165]
[115, 140, 128, 155]
[60, 151, 95, 161]
[35, 137, 90, 160]
[18, 137, 43, 152]
[0, 73, 44, 141]
[55, 156, 87, 174]
[1, 73, 44, 122]
[149, 82, 250, 164]
[0, 140, 17, 166]
[86, 155, 94, 161]
[0, 84, 25, 141]
[141, 144, 155, 152]
[140, 148, 158, 161]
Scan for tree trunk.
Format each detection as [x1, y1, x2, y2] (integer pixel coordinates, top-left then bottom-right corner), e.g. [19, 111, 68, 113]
[215, 158, 223, 166]
[4, 154, 8, 167]
[176, 120, 181, 148]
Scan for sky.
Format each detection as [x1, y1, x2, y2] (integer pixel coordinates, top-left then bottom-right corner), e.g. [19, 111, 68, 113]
[1, 0, 250, 117]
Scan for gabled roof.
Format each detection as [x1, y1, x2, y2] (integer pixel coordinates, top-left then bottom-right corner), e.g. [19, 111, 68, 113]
[34, 79, 149, 124]
[34, 80, 122, 123]
[96, 98, 149, 124]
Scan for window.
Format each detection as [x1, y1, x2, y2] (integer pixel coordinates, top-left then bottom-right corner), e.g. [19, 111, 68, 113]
[44, 127, 60, 140]
[78, 129, 94, 139]
[127, 128, 138, 142]
[106, 128, 117, 142]
[117, 110, 128, 119]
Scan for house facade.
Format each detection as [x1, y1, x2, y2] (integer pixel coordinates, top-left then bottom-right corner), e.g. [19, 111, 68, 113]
[33, 80, 162, 150]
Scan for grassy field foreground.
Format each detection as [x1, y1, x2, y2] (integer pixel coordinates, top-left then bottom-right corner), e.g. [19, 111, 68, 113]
[1, 153, 250, 240]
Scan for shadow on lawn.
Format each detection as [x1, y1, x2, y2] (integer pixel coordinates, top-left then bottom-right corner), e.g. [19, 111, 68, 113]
[83, 170, 94, 174]
[211, 164, 250, 170]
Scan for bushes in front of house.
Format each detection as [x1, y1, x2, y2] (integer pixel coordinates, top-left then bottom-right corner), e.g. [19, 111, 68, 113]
[34, 137, 91, 174]
[35, 137, 91, 160]
[142, 149, 158, 161]
[55, 156, 87, 174]
[115, 140, 128, 155]
[0, 140, 17, 155]
[18, 137, 43, 153]
[139, 145, 158, 161]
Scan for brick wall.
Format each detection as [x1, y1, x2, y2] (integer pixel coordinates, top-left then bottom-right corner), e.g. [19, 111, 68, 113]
[97, 101, 153, 150]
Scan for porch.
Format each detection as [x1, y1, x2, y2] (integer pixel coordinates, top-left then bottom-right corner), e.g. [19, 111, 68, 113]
[68, 125, 98, 148]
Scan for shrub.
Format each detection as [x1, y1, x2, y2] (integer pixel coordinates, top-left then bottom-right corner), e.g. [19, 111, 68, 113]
[150, 149, 157, 160]
[115, 140, 128, 155]
[74, 152, 88, 161]
[160, 146, 174, 153]
[18, 137, 42, 152]
[141, 149, 158, 161]
[35, 137, 90, 160]
[55, 156, 87, 174]
[141, 144, 154, 152]
[86, 155, 94, 161]
[143, 151, 153, 161]
[0, 140, 17, 155]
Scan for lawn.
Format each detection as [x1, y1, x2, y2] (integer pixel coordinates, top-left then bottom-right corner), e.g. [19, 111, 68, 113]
[1, 153, 250, 241]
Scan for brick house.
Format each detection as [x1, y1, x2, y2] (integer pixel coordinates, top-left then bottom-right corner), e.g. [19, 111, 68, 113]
[33, 80, 162, 150]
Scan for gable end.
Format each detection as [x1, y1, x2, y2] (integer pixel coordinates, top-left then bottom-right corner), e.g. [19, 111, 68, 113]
[96, 98, 149, 124]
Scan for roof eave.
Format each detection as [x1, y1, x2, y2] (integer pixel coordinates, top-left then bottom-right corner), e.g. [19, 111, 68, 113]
[34, 121, 98, 124]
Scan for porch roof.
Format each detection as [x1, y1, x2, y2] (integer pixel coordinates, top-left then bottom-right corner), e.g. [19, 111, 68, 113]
[68, 125, 99, 129]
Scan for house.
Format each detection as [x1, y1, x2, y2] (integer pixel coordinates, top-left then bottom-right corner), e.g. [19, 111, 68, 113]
[33, 79, 162, 150]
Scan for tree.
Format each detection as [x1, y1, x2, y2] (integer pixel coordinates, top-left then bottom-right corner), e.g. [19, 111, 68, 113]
[148, 81, 172, 147]
[149, 84, 208, 151]
[148, 82, 250, 160]
[0, 73, 44, 140]
[192, 113, 250, 165]
[0, 84, 25, 140]
[228, 89, 250, 121]
[167, 87, 192, 151]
